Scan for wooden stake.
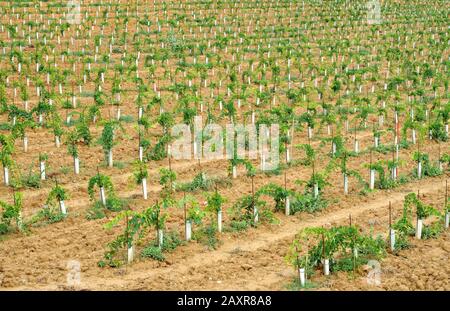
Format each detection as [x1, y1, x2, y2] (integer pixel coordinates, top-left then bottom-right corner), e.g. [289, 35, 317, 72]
[168, 147, 172, 171]
[321, 232, 325, 260]
[251, 176, 254, 197]
[183, 192, 187, 226]
[251, 175, 255, 209]
[445, 180, 448, 210]
[389, 201, 392, 229]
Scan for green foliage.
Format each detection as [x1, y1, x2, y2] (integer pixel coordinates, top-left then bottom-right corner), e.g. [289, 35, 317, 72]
[112, 161, 127, 169]
[0, 134, 15, 167]
[205, 190, 225, 213]
[429, 120, 448, 142]
[412, 152, 442, 177]
[157, 112, 175, 133]
[66, 130, 80, 158]
[87, 173, 114, 200]
[330, 135, 345, 158]
[141, 231, 184, 261]
[366, 161, 402, 190]
[146, 134, 171, 161]
[421, 222, 444, 239]
[286, 226, 386, 275]
[11, 118, 35, 140]
[141, 245, 165, 261]
[86, 173, 124, 219]
[12, 164, 41, 189]
[100, 233, 127, 267]
[76, 113, 92, 145]
[178, 172, 214, 192]
[88, 103, 101, 122]
[393, 193, 443, 249]
[159, 167, 176, 192]
[224, 220, 246, 232]
[101, 206, 181, 267]
[392, 193, 416, 249]
[407, 194, 440, 219]
[30, 205, 65, 225]
[193, 223, 220, 250]
[105, 197, 126, 212]
[160, 230, 184, 252]
[257, 183, 290, 212]
[38, 153, 48, 163]
[298, 111, 315, 128]
[440, 153, 450, 166]
[243, 160, 257, 177]
[86, 204, 106, 220]
[0, 192, 24, 234]
[100, 210, 146, 267]
[228, 194, 273, 227]
[98, 121, 121, 159]
[142, 201, 167, 230]
[296, 169, 332, 195]
[119, 115, 134, 123]
[333, 256, 368, 272]
[296, 143, 315, 166]
[290, 192, 328, 214]
[132, 160, 148, 184]
[47, 182, 68, 204]
[187, 203, 206, 225]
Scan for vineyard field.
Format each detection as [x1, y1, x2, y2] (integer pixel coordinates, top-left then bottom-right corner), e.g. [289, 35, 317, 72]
[0, 0, 448, 291]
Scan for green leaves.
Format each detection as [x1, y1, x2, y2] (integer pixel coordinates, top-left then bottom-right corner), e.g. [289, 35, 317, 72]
[0, 134, 15, 167]
[298, 112, 315, 128]
[257, 183, 290, 212]
[11, 118, 35, 140]
[32, 100, 54, 117]
[289, 193, 328, 214]
[75, 113, 92, 145]
[205, 190, 225, 213]
[177, 194, 205, 224]
[187, 205, 206, 225]
[143, 201, 167, 229]
[404, 193, 441, 219]
[38, 153, 48, 163]
[30, 205, 65, 226]
[141, 245, 165, 261]
[178, 172, 214, 192]
[47, 183, 67, 203]
[99, 121, 116, 153]
[101, 202, 182, 267]
[132, 160, 148, 184]
[412, 152, 442, 177]
[159, 167, 176, 191]
[146, 133, 171, 161]
[296, 143, 316, 166]
[87, 173, 114, 200]
[392, 193, 443, 250]
[0, 192, 24, 234]
[286, 225, 386, 273]
[157, 112, 175, 133]
[47, 110, 64, 138]
[229, 194, 268, 226]
[66, 129, 80, 158]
